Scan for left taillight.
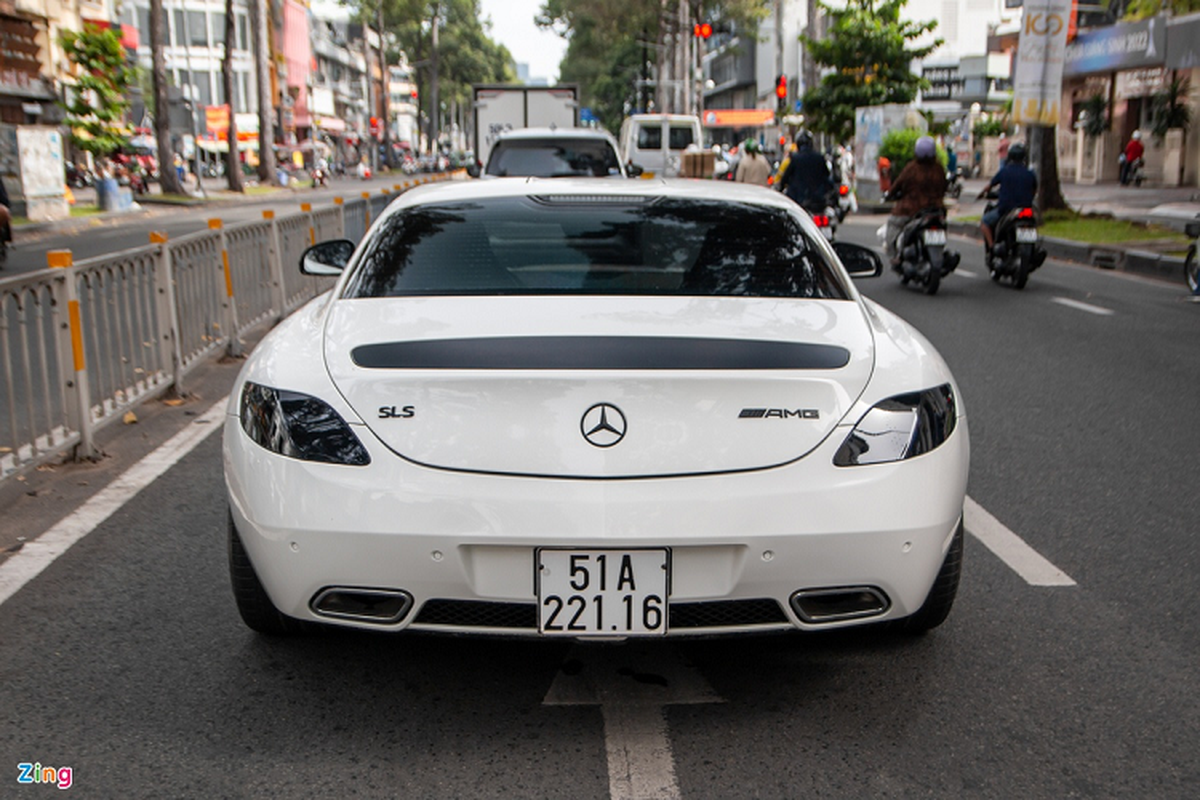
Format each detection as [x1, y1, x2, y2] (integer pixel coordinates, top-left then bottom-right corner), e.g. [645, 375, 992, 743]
[812, 214, 830, 227]
[240, 381, 370, 466]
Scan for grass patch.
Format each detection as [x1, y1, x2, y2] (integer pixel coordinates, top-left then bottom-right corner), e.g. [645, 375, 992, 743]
[1040, 210, 1189, 245]
[70, 205, 103, 218]
[244, 185, 283, 196]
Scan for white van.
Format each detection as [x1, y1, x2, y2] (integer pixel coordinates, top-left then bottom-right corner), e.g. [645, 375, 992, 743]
[618, 114, 703, 178]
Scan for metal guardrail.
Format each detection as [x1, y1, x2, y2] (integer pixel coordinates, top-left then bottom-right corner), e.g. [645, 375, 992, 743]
[0, 173, 459, 483]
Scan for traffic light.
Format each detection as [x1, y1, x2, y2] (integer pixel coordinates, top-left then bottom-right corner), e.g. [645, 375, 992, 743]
[693, 22, 713, 39]
[775, 74, 788, 101]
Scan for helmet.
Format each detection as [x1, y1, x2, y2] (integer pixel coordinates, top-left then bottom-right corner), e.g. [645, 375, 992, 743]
[1132, 130, 1142, 141]
[743, 138, 760, 154]
[914, 136, 936, 162]
[795, 131, 814, 150]
[1007, 142, 1028, 163]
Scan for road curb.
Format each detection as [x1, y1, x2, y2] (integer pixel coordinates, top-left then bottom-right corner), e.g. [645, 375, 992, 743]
[946, 220, 1186, 282]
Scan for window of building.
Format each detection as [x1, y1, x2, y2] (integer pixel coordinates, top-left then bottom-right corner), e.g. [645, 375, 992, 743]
[172, 10, 185, 47]
[212, 12, 226, 46]
[188, 10, 207, 47]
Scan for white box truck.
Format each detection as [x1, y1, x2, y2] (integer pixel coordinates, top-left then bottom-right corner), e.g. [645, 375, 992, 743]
[472, 84, 580, 169]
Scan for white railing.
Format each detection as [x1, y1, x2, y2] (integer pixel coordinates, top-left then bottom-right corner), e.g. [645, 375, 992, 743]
[0, 173, 458, 483]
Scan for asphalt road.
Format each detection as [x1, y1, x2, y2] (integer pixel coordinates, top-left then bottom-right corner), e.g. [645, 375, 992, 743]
[1, 212, 1198, 798]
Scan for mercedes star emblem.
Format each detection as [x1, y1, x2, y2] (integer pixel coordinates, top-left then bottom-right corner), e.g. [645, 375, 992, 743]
[581, 403, 627, 448]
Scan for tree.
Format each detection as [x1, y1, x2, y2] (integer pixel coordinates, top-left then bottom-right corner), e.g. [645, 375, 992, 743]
[538, 1, 770, 133]
[250, 0, 277, 183]
[801, 0, 941, 143]
[149, 0, 185, 195]
[222, 0, 244, 192]
[1122, 0, 1200, 19]
[59, 24, 135, 169]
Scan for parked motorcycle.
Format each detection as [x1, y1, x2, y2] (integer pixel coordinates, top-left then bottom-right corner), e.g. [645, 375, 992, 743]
[881, 208, 960, 295]
[980, 190, 1047, 289]
[66, 162, 94, 189]
[1184, 217, 1200, 295]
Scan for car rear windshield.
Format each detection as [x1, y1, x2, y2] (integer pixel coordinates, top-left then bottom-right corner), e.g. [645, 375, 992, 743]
[342, 196, 849, 300]
[485, 139, 622, 177]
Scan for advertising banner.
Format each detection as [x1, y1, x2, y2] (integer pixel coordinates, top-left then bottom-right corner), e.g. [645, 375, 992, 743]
[1063, 17, 1166, 77]
[1012, 0, 1073, 126]
[1166, 14, 1200, 70]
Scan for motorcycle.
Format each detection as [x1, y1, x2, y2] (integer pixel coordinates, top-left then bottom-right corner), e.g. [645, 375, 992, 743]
[835, 182, 856, 222]
[882, 208, 960, 295]
[980, 190, 1047, 289]
[311, 167, 328, 188]
[802, 195, 840, 242]
[945, 168, 963, 199]
[1184, 217, 1200, 295]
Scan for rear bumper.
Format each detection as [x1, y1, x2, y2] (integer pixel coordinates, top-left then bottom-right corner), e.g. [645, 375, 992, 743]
[223, 413, 969, 636]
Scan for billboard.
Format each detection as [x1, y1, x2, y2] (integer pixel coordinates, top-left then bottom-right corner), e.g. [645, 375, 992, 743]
[1012, 0, 1073, 126]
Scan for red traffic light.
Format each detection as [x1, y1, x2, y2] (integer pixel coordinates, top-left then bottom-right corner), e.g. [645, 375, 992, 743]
[693, 22, 712, 39]
[775, 74, 788, 100]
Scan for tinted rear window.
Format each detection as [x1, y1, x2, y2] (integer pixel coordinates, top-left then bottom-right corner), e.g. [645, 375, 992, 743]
[636, 125, 662, 150]
[343, 197, 848, 301]
[485, 139, 621, 177]
[668, 126, 695, 150]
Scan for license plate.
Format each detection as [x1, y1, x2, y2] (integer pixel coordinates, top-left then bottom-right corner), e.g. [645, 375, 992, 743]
[537, 549, 669, 636]
[923, 229, 947, 245]
[1016, 228, 1039, 243]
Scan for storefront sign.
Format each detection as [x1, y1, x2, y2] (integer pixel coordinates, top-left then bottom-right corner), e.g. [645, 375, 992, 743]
[1013, 0, 1073, 126]
[701, 109, 777, 127]
[1115, 67, 1167, 100]
[1166, 14, 1200, 70]
[1064, 17, 1166, 77]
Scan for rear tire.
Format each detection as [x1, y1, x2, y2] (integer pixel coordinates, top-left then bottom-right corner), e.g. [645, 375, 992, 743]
[228, 511, 313, 635]
[923, 267, 940, 295]
[901, 519, 963, 634]
[1014, 250, 1031, 289]
[1186, 245, 1199, 294]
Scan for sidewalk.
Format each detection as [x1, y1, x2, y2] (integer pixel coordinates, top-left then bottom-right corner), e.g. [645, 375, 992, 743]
[947, 178, 1198, 281]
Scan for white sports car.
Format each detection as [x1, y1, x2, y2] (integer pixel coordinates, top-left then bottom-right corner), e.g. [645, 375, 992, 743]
[224, 179, 968, 638]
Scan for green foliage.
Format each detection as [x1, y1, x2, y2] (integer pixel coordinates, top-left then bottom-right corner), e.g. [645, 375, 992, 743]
[1080, 94, 1109, 138]
[59, 24, 136, 160]
[1122, 0, 1200, 20]
[972, 118, 1010, 139]
[360, 0, 515, 139]
[879, 128, 946, 177]
[801, 0, 941, 143]
[538, 1, 771, 134]
[1149, 77, 1192, 141]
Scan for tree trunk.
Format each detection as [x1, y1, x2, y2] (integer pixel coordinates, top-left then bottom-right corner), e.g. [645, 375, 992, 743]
[431, 3, 440, 155]
[150, 0, 184, 195]
[251, 0, 276, 183]
[377, 3, 392, 168]
[1032, 125, 1067, 211]
[223, 0, 244, 193]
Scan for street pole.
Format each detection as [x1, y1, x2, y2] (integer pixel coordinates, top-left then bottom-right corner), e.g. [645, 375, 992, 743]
[431, 3, 440, 155]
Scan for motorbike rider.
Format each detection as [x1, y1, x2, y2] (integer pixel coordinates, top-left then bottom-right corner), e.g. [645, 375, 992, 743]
[0, 175, 11, 267]
[979, 142, 1037, 257]
[777, 131, 832, 210]
[883, 136, 946, 267]
[734, 138, 771, 186]
[1120, 130, 1144, 186]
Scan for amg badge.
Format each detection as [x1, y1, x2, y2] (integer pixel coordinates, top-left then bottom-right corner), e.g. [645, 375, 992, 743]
[739, 408, 820, 419]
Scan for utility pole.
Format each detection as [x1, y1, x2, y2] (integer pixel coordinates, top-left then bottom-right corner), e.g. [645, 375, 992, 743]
[363, 27, 377, 171]
[430, 3, 440, 155]
[377, 3, 391, 168]
[251, 0, 276, 183]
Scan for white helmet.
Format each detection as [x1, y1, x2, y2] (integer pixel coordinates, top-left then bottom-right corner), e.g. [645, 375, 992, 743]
[1132, 130, 1142, 141]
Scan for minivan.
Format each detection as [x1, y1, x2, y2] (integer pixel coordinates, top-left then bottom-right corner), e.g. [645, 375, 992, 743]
[618, 114, 703, 178]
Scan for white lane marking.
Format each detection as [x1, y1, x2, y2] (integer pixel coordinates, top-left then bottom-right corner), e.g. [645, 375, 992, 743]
[954, 269, 979, 278]
[0, 398, 229, 608]
[964, 496, 1076, 586]
[545, 643, 723, 800]
[1051, 297, 1114, 316]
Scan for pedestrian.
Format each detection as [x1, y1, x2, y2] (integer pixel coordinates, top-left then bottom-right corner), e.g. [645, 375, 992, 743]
[174, 152, 184, 185]
[734, 139, 771, 186]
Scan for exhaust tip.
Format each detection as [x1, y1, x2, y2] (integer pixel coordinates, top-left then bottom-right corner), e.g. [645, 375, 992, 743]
[790, 586, 890, 624]
[310, 587, 413, 624]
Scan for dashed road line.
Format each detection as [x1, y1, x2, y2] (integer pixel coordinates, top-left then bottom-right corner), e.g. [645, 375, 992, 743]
[0, 398, 229, 608]
[964, 496, 1076, 586]
[1051, 297, 1114, 316]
